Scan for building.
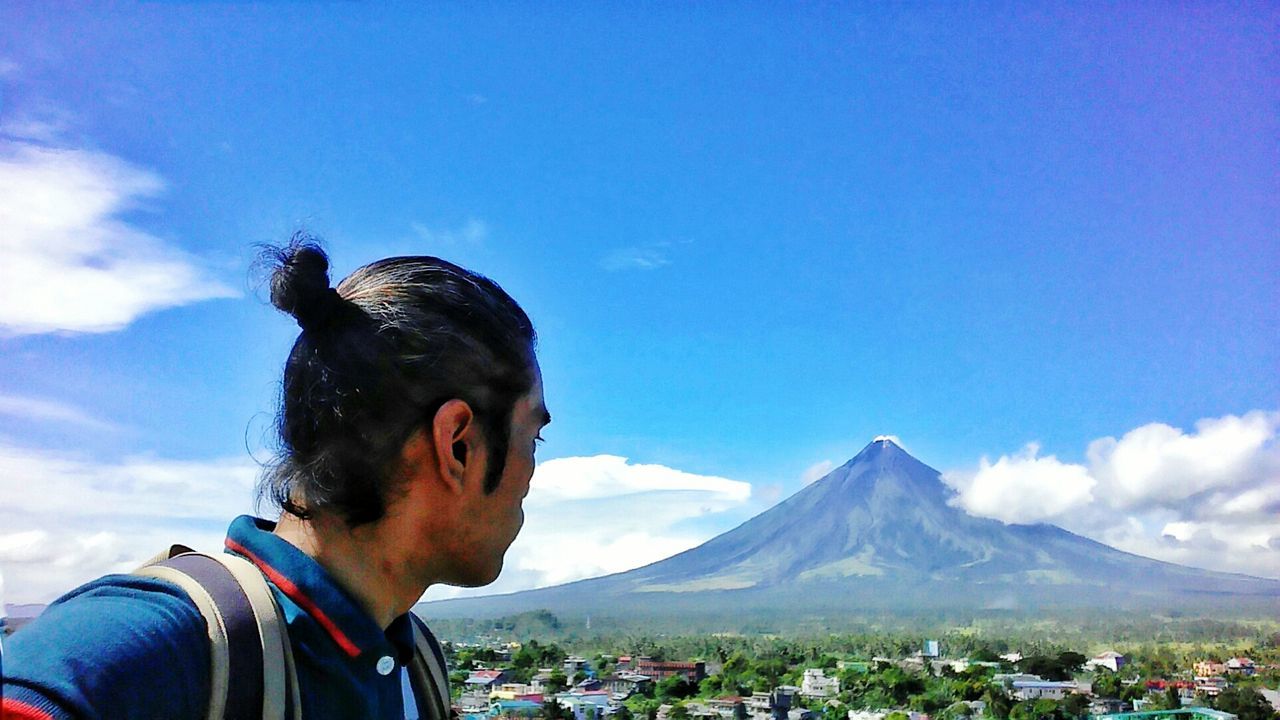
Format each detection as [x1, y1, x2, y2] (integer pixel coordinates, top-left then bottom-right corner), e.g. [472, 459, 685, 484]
[554, 691, 612, 720]
[601, 672, 653, 698]
[459, 692, 493, 714]
[467, 670, 510, 690]
[836, 660, 871, 674]
[800, 669, 840, 699]
[1087, 651, 1127, 673]
[1194, 661, 1227, 677]
[565, 656, 591, 677]
[1225, 658, 1255, 675]
[993, 673, 1044, 687]
[489, 700, 542, 719]
[635, 658, 707, 684]
[1010, 680, 1077, 701]
[491, 684, 543, 701]
[1194, 676, 1229, 697]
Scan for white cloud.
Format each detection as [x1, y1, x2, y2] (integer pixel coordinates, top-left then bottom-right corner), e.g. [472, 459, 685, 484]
[1087, 411, 1276, 509]
[601, 244, 672, 271]
[0, 442, 258, 602]
[422, 455, 753, 600]
[410, 218, 488, 246]
[0, 393, 117, 431]
[944, 411, 1280, 579]
[943, 443, 1096, 524]
[801, 460, 835, 485]
[0, 139, 236, 336]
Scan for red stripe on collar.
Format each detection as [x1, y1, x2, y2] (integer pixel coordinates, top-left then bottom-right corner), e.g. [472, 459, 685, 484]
[1, 699, 58, 720]
[224, 537, 363, 658]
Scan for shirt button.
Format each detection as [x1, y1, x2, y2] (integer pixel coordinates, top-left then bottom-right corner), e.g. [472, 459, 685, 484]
[376, 656, 396, 676]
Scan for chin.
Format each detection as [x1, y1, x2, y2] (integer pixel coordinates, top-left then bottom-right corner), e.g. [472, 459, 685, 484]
[456, 562, 503, 588]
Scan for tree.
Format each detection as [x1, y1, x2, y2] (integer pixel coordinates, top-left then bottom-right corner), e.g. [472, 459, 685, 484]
[982, 686, 1012, 720]
[547, 670, 569, 695]
[1061, 693, 1089, 718]
[938, 701, 973, 719]
[541, 700, 572, 720]
[1056, 653, 1087, 675]
[1010, 699, 1068, 720]
[1092, 671, 1122, 698]
[1020, 656, 1073, 682]
[614, 705, 634, 720]
[668, 704, 690, 720]
[1214, 687, 1279, 720]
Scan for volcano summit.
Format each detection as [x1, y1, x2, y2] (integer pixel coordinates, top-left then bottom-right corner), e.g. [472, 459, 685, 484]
[421, 438, 1280, 622]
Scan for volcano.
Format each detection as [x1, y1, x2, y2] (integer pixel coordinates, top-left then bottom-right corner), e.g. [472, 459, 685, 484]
[420, 438, 1280, 622]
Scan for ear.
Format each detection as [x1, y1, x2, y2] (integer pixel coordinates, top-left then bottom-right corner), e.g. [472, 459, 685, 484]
[430, 399, 478, 494]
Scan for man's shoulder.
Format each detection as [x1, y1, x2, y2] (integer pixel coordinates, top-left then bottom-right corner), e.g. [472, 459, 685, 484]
[3, 573, 212, 720]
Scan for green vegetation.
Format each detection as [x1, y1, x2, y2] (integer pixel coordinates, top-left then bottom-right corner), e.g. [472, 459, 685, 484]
[439, 612, 1280, 719]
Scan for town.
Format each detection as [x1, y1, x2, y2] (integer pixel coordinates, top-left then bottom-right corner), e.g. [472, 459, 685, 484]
[441, 635, 1280, 720]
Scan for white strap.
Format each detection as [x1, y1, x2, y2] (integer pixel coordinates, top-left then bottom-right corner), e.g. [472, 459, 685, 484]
[136, 564, 230, 720]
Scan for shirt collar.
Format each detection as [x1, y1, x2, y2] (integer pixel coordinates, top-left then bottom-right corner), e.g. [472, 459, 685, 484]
[224, 515, 412, 662]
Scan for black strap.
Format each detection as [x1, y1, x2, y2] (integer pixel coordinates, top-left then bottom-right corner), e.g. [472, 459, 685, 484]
[410, 616, 453, 720]
[161, 554, 265, 720]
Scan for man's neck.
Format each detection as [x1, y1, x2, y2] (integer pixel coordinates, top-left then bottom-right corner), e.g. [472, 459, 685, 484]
[272, 512, 420, 629]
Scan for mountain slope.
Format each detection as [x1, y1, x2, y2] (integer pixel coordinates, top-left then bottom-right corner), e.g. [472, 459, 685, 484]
[421, 438, 1280, 620]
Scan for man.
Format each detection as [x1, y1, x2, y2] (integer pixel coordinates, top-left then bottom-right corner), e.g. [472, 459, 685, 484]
[2, 241, 549, 719]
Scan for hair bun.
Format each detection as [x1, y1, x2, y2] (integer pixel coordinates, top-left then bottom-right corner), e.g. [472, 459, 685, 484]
[264, 235, 342, 331]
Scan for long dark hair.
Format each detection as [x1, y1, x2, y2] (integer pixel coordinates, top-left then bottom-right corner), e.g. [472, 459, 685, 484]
[259, 235, 537, 526]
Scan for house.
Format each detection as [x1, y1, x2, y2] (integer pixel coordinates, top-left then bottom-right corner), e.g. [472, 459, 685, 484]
[993, 673, 1044, 687]
[565, 656, 591, 677]
[1225, 657, 1256, 675]
[489, 700, 542, 718]
[600, 672, 653, 698]
[531, 670, 556, 693]
[1195, 676, 1229, 696]
[635, 658, 707, 684]
[1087, 651, 1127, 673]
[1195, 660, 1227, 677]
[800, 669, 840, 699]
[836, 660, 871, 674]
[467, 670, 510, 690]
[1088, 698, 1129, 716]
[460, 691, 493, 714]
[1010, 680, 1077, 701]
[491, 684, 542, 701]
[555, 691, 612, 720]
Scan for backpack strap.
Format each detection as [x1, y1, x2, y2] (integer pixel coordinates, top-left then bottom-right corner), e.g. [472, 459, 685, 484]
[136, 549, 299, 720]
[408, 616, 453, 720]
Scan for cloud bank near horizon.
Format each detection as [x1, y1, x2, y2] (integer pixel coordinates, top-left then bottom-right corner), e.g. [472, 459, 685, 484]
[943, 410, 1280, 580]
[421, 455, 754, 601]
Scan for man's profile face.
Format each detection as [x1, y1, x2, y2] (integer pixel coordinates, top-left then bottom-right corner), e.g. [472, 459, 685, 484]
[456, 363, 549, 586]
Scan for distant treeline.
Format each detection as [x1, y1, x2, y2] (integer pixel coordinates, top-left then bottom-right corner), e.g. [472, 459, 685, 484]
[420, 608, 1280, 651]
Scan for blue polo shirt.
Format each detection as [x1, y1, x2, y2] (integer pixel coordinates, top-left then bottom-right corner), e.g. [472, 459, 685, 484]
[2, 516, 442, 719]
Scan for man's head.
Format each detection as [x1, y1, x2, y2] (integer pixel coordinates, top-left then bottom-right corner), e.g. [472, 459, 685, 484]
[260, 236, 541, 532]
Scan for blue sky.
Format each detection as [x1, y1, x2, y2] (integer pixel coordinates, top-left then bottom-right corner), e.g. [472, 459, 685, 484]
[1, 3, 1277, 604]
